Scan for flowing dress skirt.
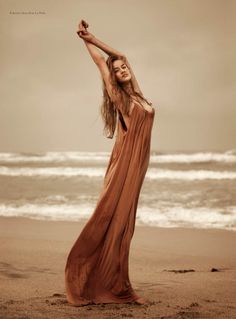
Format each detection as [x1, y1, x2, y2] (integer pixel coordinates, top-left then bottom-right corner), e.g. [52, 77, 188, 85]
[65, 103, 155, 305]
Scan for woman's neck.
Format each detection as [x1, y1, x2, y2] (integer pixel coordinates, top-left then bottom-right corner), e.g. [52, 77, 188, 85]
[122, 81, 134, 96]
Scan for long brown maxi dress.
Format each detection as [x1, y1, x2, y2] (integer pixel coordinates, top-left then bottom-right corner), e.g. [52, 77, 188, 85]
[65, 100, 155, 306]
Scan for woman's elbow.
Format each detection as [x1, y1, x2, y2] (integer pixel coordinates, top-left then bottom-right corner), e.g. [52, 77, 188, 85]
[95, 55, 105, 65]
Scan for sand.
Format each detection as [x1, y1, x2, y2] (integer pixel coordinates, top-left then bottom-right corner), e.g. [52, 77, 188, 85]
[0, 216, 236, 319]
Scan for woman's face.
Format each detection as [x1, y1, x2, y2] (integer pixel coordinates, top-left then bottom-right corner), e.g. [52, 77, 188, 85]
[112, 60, 131, 83]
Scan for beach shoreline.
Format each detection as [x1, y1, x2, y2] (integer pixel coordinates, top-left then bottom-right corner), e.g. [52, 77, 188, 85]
[1, 216, 236, 318]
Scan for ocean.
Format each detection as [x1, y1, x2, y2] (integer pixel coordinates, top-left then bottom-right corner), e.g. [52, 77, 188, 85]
[0, 150, 236, 231]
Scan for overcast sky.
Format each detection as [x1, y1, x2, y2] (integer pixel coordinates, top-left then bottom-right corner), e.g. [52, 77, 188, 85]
[0, 0, 235, 153]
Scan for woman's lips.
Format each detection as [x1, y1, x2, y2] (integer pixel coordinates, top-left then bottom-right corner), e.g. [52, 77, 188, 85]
[122, 73, 128, 78]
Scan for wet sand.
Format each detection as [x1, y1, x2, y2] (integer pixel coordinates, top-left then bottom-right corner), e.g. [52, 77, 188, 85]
[0, 216, 236, 318]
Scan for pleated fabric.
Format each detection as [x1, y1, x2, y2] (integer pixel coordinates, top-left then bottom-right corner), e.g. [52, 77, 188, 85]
[65, 102, 155, 306]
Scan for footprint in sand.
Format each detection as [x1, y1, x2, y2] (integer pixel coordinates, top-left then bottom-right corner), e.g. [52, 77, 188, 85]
[45, 293, 67, 306]
[163, 269, 195, 273]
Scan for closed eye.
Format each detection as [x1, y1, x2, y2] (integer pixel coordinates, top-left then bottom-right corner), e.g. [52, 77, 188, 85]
[114, 64, 126, 72]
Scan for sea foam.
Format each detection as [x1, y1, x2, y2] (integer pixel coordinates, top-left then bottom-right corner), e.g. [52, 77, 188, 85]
[0, 166, 236, 180]
[0, 150, 236, 164]
[0, 203, 235, 231]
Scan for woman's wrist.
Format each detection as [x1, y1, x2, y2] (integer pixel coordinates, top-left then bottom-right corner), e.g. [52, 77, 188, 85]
[77, 30, 95, 43]
[90, 36, 101, 46]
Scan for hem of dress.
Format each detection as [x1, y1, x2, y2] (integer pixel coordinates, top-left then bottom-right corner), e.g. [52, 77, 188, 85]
[67, 295, 140, 307]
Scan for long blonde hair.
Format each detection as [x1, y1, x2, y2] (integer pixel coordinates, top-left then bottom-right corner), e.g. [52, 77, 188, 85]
[100, 55, 150, 139]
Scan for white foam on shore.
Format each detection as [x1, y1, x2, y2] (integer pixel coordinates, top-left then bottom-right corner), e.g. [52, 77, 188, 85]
[0, 203, 94, 221]
[0, 166, 105, 177]
[0, 150, 235, 164]
[0, 152, 110, 163]
[151, 151, 236, 164]
[137, 206, 236, 230]
[0, 203, 235, 231]
[0, 166, 236, 180]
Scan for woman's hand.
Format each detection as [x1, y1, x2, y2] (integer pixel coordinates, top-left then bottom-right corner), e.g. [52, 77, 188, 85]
[77, 19, 94, 42]
[81, 19, 89, 29]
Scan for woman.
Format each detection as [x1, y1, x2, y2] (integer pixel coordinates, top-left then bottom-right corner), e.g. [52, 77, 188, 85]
[65, 19, 156, 306]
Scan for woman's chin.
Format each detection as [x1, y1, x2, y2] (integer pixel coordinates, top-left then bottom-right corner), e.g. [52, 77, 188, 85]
[120, 78, 131, 84]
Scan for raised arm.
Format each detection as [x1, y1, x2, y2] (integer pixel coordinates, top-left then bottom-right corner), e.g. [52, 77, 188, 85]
[89, 37, 144, 96]
[77, 20, 144, 97]
[85, 41, 121, 103]
[77, 28, 120, 104]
